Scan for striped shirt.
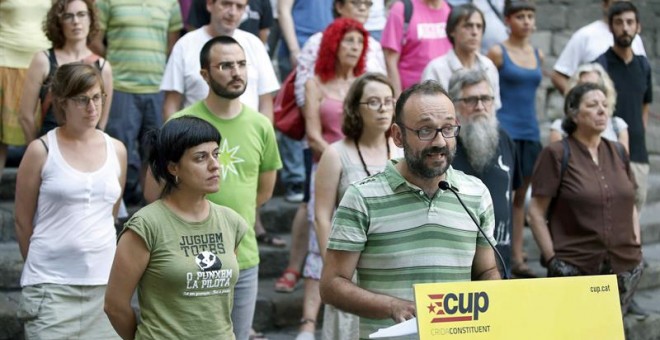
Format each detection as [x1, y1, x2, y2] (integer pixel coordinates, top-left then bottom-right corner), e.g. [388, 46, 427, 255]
[328, 159, 495, 339]
[96, 0, 182, 93]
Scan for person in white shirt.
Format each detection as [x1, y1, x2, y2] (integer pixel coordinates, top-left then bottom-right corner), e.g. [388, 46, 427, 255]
[447, 0, 507, 53]
[364, 0, 386, 40]
[422, 3, 501, 109]
[550, 0, 645, 94]
[160, 0, 279, 120]
[15, 63, 127, 339]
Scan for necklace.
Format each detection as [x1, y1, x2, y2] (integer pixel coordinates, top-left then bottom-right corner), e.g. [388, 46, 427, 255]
[355, 138, 391, 176]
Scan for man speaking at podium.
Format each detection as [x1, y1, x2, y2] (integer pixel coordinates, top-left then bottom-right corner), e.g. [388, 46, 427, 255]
[320, 80, 501, 340]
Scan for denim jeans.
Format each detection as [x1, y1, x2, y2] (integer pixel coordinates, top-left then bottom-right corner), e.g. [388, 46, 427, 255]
[105, 90, 163, 203]
[277, 132, 305, 188]
[232, 265, 259, 340]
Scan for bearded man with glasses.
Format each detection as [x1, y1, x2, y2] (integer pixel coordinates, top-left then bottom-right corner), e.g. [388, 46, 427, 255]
[320, 80, 500, 340]
[448, 69, 522, 279]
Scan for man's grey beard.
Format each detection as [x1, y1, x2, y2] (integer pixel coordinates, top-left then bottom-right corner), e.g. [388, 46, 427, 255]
[460, 114, 500, 174]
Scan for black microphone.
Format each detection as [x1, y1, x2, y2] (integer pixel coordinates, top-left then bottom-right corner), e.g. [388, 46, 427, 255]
[439, 181, 510, 279]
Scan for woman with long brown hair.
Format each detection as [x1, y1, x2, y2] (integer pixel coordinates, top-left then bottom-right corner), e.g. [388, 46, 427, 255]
[19, 0, 113, 144]
[314, 72, 401, 339]
[296, 17, 370, 340]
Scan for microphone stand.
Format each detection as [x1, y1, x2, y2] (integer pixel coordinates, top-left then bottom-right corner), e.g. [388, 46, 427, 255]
[439, 181, 510, 279]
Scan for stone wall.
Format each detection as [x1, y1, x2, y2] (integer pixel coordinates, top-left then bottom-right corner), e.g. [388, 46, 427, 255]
[528, 0, 660, 154]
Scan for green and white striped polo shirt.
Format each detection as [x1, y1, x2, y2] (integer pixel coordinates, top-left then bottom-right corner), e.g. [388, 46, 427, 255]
[328, 159, 495, 339]
[96, 0, 183, 93]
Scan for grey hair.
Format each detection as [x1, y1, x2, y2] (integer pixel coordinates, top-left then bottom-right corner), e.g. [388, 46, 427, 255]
[562, 82, 607, 135]
[447, 69, 493, 103]
[566, 63, 616, 116]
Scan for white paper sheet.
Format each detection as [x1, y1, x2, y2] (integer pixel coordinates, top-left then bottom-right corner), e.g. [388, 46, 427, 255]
[368, 317, 418, 338]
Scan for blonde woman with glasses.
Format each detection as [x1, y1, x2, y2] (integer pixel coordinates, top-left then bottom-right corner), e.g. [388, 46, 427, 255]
[15, 63, 126, 339]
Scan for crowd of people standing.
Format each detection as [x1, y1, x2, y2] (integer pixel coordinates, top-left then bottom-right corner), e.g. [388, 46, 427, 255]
[1, 0, 652, 338]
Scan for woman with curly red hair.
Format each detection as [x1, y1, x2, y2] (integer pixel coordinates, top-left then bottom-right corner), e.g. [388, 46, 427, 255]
[19, 0, 113, 144]
[304, 17, 369, 160]
[296, 17, 369, 340]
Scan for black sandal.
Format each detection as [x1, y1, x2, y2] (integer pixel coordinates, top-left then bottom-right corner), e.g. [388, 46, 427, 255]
[256, 233, 286, 247]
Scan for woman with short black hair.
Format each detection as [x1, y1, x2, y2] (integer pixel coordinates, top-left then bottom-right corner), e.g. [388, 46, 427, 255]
[104, 116, 248, 339]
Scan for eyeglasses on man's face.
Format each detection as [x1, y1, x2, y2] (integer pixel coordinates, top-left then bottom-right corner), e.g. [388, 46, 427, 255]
[69, 93, 105, 108]
[61, 11, 89, 23]
[212, 60, 248, 72]
[456, 95, 494, 108]
[359, 97, 395, 111]
[399, 124, 461, 141]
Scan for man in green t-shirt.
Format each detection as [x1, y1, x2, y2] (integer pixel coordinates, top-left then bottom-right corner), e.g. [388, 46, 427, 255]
[146, 36, 281, 340]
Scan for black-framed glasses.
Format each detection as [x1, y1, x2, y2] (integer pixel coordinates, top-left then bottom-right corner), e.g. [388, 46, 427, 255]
[61, 11, 89, 23]
[69, 94, 105, 108]
[399, 124, 461, 141]
[456, 95, 494, 108]
[349, 0, 374, 8]
[212, 60, 248, 72]
[359, 98, 395, 111]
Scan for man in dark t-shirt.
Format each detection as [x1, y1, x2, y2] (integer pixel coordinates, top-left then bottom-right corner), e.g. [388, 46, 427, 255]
[448, 69, 522, 278]
[595, 1, 652, 211]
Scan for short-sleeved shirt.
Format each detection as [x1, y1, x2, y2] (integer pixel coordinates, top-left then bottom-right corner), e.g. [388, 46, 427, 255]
[172, 102, 282, 269]
[328, 160, 495, 339]
[123, 200, 247, 339]
[96, 0, 183, 93]
[364, 0, 387, 32]
[421, 49, 501, 109]
[239, 0, 273, 36]
[380, 0, 452, 91]
[531, 137, 641, 275]
[452, 128, 522, 262]
[595, 48, 652, 164]
[187, 0, 273, 38]
[160, 27, 279, 110]
[553, 20, 646, 78]
[277, 0, 335, 59]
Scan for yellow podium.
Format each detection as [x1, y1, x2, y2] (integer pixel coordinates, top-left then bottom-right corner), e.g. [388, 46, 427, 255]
[413, 275, 624, 339]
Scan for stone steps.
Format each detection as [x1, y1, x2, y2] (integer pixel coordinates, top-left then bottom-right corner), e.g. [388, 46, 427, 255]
[0, 291, 21, 340]
[259, 196, 299, 234]
[624, 286, 660, 340]
[254, 277, 307, 331]
[647, 173, 660, 206]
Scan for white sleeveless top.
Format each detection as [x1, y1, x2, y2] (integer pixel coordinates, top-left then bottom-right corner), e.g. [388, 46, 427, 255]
[21, 129, 122, 286]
